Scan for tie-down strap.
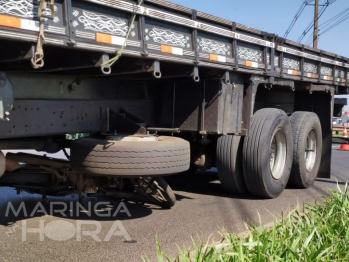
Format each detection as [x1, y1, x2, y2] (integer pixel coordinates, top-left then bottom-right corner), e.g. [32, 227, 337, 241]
[31, 0, 55, 69]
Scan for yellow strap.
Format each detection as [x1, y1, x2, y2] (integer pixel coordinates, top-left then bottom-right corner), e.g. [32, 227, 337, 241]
[101, 0, 144, 68]
[49, 0, 55, 18]
[37, 0, 46, 17]
[38, 0, 55, 18]
[32, 0, 49, 69]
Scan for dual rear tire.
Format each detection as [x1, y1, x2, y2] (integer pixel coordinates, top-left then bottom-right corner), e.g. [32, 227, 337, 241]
[288, 112, 322, 188]
[216, 135, 246, 194]
[216, 109, 322, 198]
[242, 108, 293, 198]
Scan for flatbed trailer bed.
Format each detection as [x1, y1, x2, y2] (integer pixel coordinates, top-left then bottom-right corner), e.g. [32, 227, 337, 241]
[1, 0, 349, 88]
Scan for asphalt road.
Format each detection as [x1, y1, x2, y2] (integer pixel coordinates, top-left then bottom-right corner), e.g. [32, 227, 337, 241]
[0, 146, 348, 262]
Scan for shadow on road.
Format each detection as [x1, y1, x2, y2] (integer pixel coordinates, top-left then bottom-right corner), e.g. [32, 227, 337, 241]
[315, 178, 347, 186]
[167, 170, 259, 200]
[2, 159, 345, 227]
[0, 193, 153, 226]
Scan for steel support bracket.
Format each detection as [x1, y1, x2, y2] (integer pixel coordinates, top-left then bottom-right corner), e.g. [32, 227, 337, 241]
[24, 46, 36, 60]
[241, 76, 262, 135]
[148, 60, 161, 78]
[330, 87, 335, 97]
[306, 84, 331, 94]
[221, 71, 230, 85]
[271, 79, 295, 91]
[191, 66, 200, 82]
[100, 107, 147, 136]
[96, 53, 111, 75]
[0, 72, 14, 121]
[242, 76, 294, 135]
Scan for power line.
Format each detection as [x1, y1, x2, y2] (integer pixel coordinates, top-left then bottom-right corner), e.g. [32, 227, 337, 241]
[319, 12, 349, 36]
[319, 7, 349, 29]
[284, 0, 313, 38]
[298, 0, 335, 43]
[305, 32, 314, 46]
[304, 6, 349, 45]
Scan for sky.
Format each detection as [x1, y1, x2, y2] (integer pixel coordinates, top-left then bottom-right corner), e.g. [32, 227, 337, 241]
[168, 0, 349, 110]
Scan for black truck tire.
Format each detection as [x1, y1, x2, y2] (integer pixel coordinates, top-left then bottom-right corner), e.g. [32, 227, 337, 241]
[216, 135, 246, 194]
[242, 108, 293, 198]
[70, 136, 190, 177]
[142, 177, 176, 209]
[288, 112, 322, 188]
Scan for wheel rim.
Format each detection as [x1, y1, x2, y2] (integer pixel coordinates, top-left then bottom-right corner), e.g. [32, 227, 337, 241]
[305, 129, 317, 172]
[270, 129, 287, 180]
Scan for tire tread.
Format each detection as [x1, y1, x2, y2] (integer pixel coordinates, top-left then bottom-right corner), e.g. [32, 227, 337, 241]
[217, 135, 246, 194]
[243, 108, 293, 198]
[288, 111, 322, 188]
[71, 136, 190, 176]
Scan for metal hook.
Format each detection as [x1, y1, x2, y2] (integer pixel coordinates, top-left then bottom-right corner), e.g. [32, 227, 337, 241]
[101, 65, 111, 75]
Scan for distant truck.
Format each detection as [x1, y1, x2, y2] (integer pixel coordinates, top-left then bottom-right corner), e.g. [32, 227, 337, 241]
[333, 98, 348, 126]
[0, 0, 348, 207]
[333, 98, 347, 117]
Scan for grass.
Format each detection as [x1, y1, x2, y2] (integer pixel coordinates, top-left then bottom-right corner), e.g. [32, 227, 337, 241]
[332, 131, 344, 138]
[148, 184, 349, 262]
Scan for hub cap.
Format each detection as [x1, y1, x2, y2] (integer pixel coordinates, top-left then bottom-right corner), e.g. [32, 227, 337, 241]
[305, 129, 317, 172]
[270, 129, 287, 180]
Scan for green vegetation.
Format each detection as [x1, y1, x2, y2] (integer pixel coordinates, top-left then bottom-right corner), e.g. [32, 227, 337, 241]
[65, 133, 88, 140]
[332, 131, 343, 138]
[150, 184, 349, 262]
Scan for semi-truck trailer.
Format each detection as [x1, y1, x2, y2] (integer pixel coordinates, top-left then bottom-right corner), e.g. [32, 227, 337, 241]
[0, 0, 347, 207]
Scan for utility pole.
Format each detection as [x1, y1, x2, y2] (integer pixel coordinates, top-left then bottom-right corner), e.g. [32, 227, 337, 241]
[313, 0, 319, 48]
